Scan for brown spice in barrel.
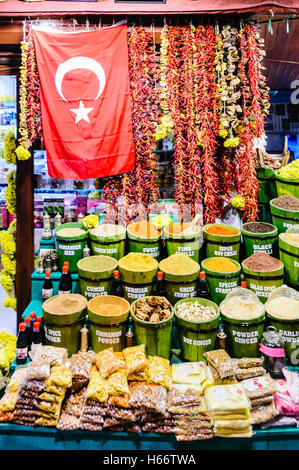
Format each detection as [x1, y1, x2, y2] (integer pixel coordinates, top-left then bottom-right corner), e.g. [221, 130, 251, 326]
[272, 195, 299, 211]
[243, 252, 283, 271]
[244, 222, 274, 233]
[135, 296, 172, 322]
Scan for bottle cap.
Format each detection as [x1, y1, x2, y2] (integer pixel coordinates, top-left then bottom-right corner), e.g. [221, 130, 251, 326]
[113, 270, 119, 277]
[30, 311, 36, 319]
[200, 271, 206, 279]
[62, 266, 68, 274]
[19, 323, 26, 331]
[24, 316, 31, 324]
[64, 261, 69, 267]
[33, 322, 40, 330]
[45, 270, 51, 277]
[157, 271, 163, 279]
[241, 281, 247, 288]
[37, 316, 43, 323]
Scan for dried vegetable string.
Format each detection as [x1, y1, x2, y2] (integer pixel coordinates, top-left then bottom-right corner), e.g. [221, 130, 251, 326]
[26, 30, 43, 145]
[19, 40, 29, 148]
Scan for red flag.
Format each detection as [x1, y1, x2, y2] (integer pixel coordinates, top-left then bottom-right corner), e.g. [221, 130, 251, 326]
[32, 24, 135, 179]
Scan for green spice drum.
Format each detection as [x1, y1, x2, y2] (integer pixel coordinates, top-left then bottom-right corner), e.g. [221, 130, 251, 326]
[89, 224, 126, 260]
[159, 254, 200, 306]
[265, 287, 299, 364]
[127, 221, 161, 260]
[55, 223, 89, 273]
[242, 254, 284, 304]
[270, 199, 299, 233]
[130, 297, 174, 359]
[118, 253, 158, 304]
[203, 224, 241, 262]
[241, 222, 278, 258]
[42, 294, 87, 356]
[220, 288, 265, 358]
[163, 224, 202, 263]
[87, 295, 130, 353]
[257, 167, 277, 204]
[77, 255, 118, 300]
[174, 298, 220, 362]
[201, 258, 241, 305]
[278, 230, 299, 287]
[274, 170, 299, 199]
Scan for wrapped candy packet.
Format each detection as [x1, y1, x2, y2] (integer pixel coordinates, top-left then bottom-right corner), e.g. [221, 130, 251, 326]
[106, 369, 129, 396]
[171, 362, 206, 386]
[250, 401, 278, 425]
[123, 345, 148, 376]
[128, 381, 168, 415]
[85, 371, 108, 403]
[147, 356, 172, 390]
[204, 350, 236, 379]
[29, 345, 68, 366]
[241, 374, 277, 399]
[95, 348, 125, 379]
[167, 384, 203, 408]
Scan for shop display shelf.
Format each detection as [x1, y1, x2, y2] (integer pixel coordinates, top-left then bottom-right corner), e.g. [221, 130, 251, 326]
[0, 423, 298, 451]
[31, 270, 80, 301]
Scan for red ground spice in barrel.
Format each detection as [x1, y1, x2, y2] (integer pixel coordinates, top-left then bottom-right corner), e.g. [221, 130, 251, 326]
[242, 252, 283, 271]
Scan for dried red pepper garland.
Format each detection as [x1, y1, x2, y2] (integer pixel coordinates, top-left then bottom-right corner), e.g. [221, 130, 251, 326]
[196, 25, 221, 224]
[104, 27, 160, 224]
[26, 30, 43, 144]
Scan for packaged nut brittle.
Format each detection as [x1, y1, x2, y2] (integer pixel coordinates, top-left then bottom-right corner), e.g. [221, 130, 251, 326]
[95, 347, 125, 379]
[123, 345, 148, 376]
[203, 350, 236, 379]
[167, 384, 203, 408]
[108, 394, 130, 408]
[235, 366, 266, 381]
[147, 356, 172, 390]
[250, 401, 278, 425]
[106, 369, 129, 396]
[128, 381, 168, 415]
[233, 358, 264, 369]
[29, 345, 68, 366]
[48, 365, 72, 389]
[241, 374, 277, 399]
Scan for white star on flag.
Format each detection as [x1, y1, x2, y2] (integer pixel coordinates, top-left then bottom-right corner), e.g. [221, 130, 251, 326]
[70, 100, 93, 124]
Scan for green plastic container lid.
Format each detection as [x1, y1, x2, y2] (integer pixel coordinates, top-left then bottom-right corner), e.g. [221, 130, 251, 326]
[174, 297, 220, 331]
[220, 287, 265, 324]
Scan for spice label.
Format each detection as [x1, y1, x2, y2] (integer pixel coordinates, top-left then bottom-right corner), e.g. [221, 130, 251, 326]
[283, 222, 293, 229]
[232, 329, 259, 345]
[94, 246, 117, 255]
[85, 286, 107, 298]
[142, 246, 160, 258]
[277, 329, 299, 345]
[96, 329, 122, 345]
[174, 285, 197, 299]
[177, 247, 195, 258]
[249, 283, 276, 298]
[294, 261, 299, 268]
[124, 285, 149, 300]
[215, 281, 237, 295]
[252, 244, 273, 255]
[183, 336, 212, 347]
[214, 246, 237, 257]
[44, 325, 61, 344]
[59, 244, 81, 256]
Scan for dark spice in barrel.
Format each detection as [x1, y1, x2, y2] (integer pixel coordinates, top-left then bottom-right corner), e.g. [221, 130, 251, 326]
[244, 222, 275, 233]
[243, 252, 283, 271]
[135, 296, 172, 322]
[272, 194, 299, 211]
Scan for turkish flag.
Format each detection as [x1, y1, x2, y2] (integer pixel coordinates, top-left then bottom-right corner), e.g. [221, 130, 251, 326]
[32, 24, 135, 179]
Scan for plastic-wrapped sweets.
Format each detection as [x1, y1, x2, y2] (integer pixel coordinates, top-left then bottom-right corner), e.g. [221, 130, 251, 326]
[241, 374, 277, 400]
[123, 345, 148, 376]
[282, 367, 299, 405]
[128, 381, 168, 415]
[274, 379, 299, 416]
[250, 401, 278, 425]
[29, 345, 68, 366]
[57, 387, 87, 431]
[171, 362, 207, 386]
[147, 356, 172, 390]
[167, 384, 203, 408]
[95, 348, 125, 379]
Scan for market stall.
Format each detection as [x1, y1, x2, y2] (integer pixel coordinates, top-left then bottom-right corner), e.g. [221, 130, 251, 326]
[0, 1, 298, 453]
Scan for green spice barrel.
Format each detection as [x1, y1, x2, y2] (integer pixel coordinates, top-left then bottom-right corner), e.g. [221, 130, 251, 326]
[278, 229, 299, 288]
[130, 297, 174, 359]
[87, 295, 130, 353]
[265, 286, 299, 364]
[42, 294, 87, 356]
[274, 169, 299, 199]
[242, 253, 284, 304]
[220, 288, 265, 358]
[163, 223, 202, 263]
[55, 223, 89, 273]
[118, 253, 158, 304]
[257, 167, 277, 203]
[201, 257, 241, 305]
[89, 224, 126, 260]
[159, 253, 200, 306]
[270, 198, 299, 233]
[127, 221, 161, 260]
[174, 298, 220, 362]
[241, 222, 278, 258]
[203, 224, 241, 262]
[77, 255, 118, 300]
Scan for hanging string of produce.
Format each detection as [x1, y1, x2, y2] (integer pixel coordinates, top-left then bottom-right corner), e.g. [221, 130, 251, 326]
[26, 30, 43, 146]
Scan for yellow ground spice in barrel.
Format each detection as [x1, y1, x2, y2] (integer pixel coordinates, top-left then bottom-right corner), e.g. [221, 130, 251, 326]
[118, 252, 158, 271]
[204, 257, 239, 273]
[159, 253, 200, 275]
[280, 233, 299, 247]
[127, 220, 160, 239]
